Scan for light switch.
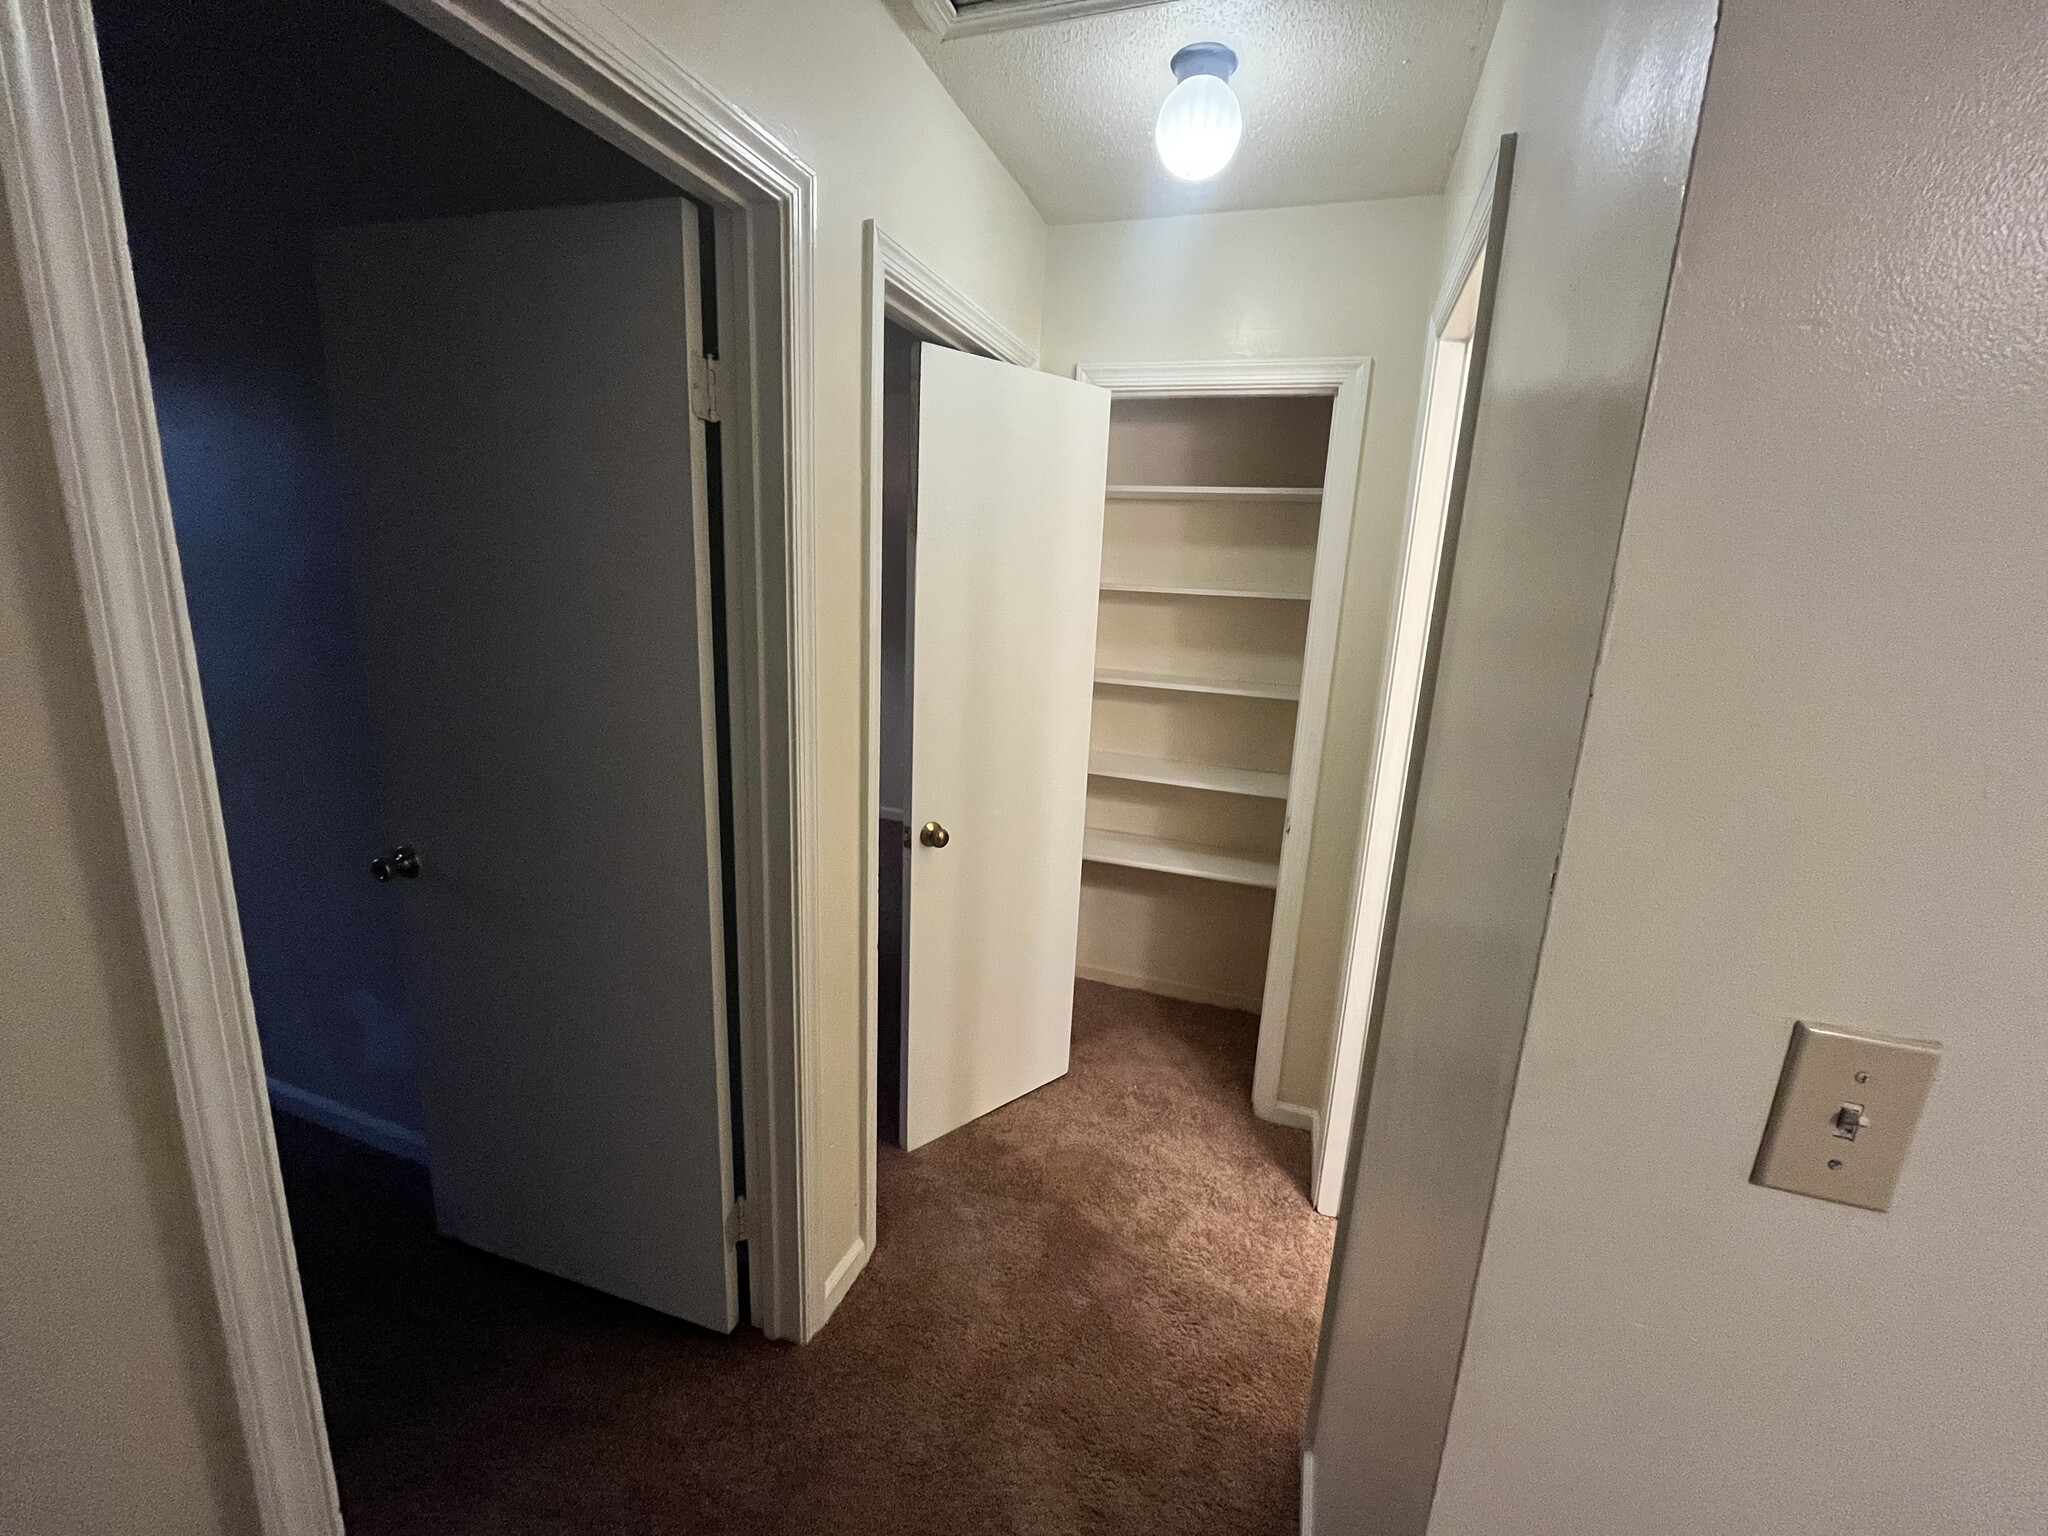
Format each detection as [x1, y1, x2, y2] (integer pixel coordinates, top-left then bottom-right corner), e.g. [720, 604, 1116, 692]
[1751, 1021, 1939, 1211]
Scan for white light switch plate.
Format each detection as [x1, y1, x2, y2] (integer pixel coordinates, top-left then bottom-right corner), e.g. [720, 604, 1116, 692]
[1751, 1021, 1940, 1212]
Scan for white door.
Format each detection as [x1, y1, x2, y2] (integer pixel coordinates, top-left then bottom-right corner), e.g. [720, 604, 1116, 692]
[904, 345, 1111, 1149]
[317, 199, 738, 1330]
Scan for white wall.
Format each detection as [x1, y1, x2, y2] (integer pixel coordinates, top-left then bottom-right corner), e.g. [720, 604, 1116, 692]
[1044, 197, 1442, 1118]
[1429, 1, 2048, 1531]
[1305, 0, 1718, 1527]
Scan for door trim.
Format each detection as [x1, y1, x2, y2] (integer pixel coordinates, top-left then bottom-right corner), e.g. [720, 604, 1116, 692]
[1072, 357, 1373, 1157]
[0, 2, 821, 1531]
[1315, 138, 1519, 1218]
[854, 221, 1033, 1307]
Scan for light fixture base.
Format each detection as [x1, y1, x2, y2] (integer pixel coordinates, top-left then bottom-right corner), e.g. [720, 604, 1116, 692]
[1169, 42, 1237, 83]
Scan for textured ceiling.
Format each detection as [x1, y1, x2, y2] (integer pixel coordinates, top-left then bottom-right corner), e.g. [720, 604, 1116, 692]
[895, 0, 1503, 224]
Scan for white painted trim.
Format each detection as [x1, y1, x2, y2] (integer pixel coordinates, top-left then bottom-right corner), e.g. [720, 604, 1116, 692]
[1075, 358, 1373, 1140]
[819, 1234, 868, 1320]
[266, 1080, 428, 1165]
[1430, 151, 1506, 336]
[1267, 1097, 1321, 1136]
[1074, 964, 1261, 1016]
[1268, 1098, 1326, 1197]
[1300, 1445, 1317, 1536]
[910, 0, 1173, 42]
[0, 0, 825, 1526]
[867, 224, 1034, 368]
[1314, 138, 1518, 1220]
[1309, 346, 1452, 1217]
[859, 219, 1039, 1293]
[1076, 358, 1364, 398]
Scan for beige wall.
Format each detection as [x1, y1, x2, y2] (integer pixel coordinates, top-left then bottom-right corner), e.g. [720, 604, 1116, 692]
[1305, 0, 1718, 1529]
[1044, 198, 1442, 1118]
[0, 205, 258, 1535]
[1428, 2, 2048, 1531]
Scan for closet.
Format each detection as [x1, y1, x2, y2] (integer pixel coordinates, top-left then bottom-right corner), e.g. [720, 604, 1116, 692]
[1077, 392, 1339, 1029]
[875, 354, 1358, 1150]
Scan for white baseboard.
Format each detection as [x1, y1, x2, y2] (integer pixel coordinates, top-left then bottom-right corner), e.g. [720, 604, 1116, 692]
[1300, 1446, 1316, 1535]
[1075, 963, 1261, 1015]
[1256, 1097, 1330, 1212]
[1264, 1096, 1321, 1136]
[265, 1077, 427, 1164]
[815, 1234, 870, 1335]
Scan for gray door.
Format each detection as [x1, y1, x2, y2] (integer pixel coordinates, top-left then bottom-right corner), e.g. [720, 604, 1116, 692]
[318, 198, 737, 1330]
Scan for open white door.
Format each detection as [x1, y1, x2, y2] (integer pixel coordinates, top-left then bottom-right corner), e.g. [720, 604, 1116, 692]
[318, 199, 739, 1329]
[903, 346, 1111, 1149]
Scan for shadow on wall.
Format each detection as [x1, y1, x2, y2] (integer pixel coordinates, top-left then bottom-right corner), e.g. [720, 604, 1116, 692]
[96, 0, 676, 1132]
[144, 281, 421, 1128]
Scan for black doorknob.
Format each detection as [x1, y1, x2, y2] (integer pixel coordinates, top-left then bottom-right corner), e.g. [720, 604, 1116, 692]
[371, 844, 422, 882]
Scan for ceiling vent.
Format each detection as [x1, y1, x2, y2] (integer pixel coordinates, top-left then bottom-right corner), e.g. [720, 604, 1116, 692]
[912, 0, 1176, 42]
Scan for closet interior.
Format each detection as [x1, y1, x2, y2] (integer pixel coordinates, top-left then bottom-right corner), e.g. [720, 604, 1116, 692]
[1077, 393, 1337, 1020]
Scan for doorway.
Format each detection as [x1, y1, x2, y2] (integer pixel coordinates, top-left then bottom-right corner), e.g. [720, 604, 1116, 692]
[94, 0, 753, 1495]
[869, 344, 1375, 1193]
[869, 330, 1335, 1535]
[1317, 138, 1517, 1215]
[862, 271, 1363, 1533]
[876, 319, 919, 1147]
[8, 0, 819, 1522]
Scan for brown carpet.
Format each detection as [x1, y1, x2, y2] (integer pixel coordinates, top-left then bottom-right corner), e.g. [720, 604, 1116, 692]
[280, 979, 1336, 1534]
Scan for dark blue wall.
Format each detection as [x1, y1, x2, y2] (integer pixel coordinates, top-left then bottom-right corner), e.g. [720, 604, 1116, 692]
[97, 0, 675, 1131]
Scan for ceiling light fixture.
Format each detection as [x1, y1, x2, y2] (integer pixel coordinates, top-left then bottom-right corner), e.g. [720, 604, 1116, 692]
[1154, 42, 1242, 183]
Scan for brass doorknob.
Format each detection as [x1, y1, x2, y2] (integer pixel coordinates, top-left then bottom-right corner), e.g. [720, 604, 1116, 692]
[919, 821, 950, 849]
[371, 844, 422, 882]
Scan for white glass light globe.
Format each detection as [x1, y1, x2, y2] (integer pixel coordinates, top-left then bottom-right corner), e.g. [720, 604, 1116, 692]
[1155, 72, 1242, 182]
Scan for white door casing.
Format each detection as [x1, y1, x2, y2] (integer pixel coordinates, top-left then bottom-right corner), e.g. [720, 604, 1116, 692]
[1316, 139, 1516, 1217]
[1313, 334, 1469, 1215]
[903, 345, 1111, 1149]
[318, 198, 738, 1328]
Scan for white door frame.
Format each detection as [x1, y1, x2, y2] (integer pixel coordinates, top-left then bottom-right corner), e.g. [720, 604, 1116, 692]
[1072, 357, 1372, 1148]
[0, 1, 825, 1530]
[1315, 137, 1518, 1216]
[855, 221, 1033, 1287]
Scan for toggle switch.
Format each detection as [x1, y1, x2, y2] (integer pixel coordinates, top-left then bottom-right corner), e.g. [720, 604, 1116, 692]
[1751, 1021, 1939, 1211]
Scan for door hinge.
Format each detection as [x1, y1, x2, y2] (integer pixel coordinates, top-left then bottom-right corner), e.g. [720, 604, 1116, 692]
[725, 1195, 751, 1244]
[689, 352, 725, 424]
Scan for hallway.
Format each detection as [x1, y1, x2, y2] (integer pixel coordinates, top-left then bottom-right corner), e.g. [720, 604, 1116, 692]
[282, 980, 1335, 1534]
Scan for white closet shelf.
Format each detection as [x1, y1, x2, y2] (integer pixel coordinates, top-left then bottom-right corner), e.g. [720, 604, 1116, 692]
[1099, 580, 1311, 601]
[1106, 484, 1323, 503]
[1088, 749, 1289, 800]
[1083, 828, 1280, 889]
[1094, 666, 1301, 702]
